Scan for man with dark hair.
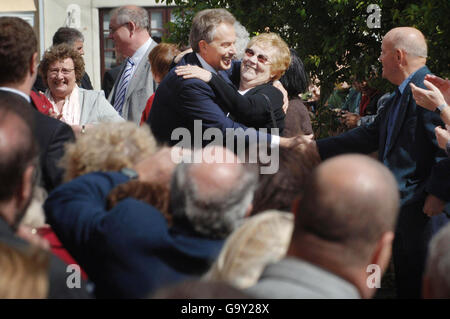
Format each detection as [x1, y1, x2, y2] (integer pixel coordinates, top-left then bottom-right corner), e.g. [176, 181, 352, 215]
[107, 5, 157, 123]
[34, 26, 93, 91]
[149, 8, 294, 149]
[248, 154, 400, 298]
[0, 92, 90, 298]
[0, 17, 75, 192]
[45, 146, 258, 298]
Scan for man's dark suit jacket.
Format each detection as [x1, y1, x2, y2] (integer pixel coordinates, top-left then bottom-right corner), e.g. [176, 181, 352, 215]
[0, 218, 91, 298]
[148, 52, 271, 147]
[31, 105, 75, 191]
[317, 66, 449, 206]
[1, 89, 75, 192]
[45, 171, 224, 298]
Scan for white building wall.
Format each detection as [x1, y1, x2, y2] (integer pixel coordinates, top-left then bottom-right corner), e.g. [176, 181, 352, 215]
[42, 0, 166, 90]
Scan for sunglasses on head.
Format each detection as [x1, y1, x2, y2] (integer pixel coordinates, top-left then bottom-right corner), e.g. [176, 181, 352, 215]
[245, 48, 270, 64]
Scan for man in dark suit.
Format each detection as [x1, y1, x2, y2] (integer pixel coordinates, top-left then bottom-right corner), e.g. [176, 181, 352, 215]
[313, 27, 450, 298]
[0, 92, 91, 298]
[149, 9, 288, 149]
[0, 17, 75, 192]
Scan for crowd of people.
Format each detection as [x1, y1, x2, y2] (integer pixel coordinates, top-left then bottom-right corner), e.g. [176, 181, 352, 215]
[0, 5, 449, 300]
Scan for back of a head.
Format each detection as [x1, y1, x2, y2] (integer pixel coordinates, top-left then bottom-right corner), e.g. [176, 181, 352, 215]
[388, 27, 427, 59]
[152, 280, 252, 299]
[0, 91, 38, 202]
[279, 48, 309, 98]
[52, 27, 84, 46]
[293, 154, 400, 265]
[148, 43, 181, 78]
[112, 5, 149, 31]
[424, 223, 450, 298]
[233, 21, 250, 60]
[251, 145, 319, 214]
[204, 210, 294, 289]
[61, 122, 157, 181]
[189, 9, 236, 52]
[170, 148, 258, 239]
[0, 242, 49, 298]
[0, 17, 37, 86]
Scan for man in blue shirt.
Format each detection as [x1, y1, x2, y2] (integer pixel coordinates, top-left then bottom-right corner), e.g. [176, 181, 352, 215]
[315, 27, 450, 298]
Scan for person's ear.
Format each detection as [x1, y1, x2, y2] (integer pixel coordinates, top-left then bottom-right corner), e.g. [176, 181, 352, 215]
[127, 21, 136, 36]
[198, 40, 208, 54]
[244, 203, 253, 217]
[19, 165, 35, 206]
[291, 195, 302, 218]
[370, 231, 394, 274]
[30, 52, 39, 77]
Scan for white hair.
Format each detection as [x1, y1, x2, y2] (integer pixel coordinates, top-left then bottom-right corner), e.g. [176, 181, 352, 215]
[233, 21, 250, 60]
[425, 223, 450, 298]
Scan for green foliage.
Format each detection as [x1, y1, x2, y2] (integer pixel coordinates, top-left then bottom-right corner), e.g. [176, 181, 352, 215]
[156, 0, 450, 137]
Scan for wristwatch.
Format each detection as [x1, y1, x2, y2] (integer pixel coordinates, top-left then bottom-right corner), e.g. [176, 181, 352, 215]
[120, 167, 139, 180]
[434, 103, 447, 114]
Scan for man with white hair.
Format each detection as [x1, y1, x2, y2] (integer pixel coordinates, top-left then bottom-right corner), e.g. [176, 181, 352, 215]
[423, 223, 450, 298]
[310, 27, 450, 298]
[107, 5, 157, 123]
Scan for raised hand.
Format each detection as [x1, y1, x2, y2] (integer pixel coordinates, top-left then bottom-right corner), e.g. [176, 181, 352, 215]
[175, 64, 212, 82]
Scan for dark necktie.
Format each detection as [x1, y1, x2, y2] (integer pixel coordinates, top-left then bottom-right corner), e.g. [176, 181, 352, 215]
[384, 88, 401, 158]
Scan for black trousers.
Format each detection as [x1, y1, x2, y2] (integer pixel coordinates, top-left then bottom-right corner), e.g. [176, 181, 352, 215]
[393, 200, 450, 298]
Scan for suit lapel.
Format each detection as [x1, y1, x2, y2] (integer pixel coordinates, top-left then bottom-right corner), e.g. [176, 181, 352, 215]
[383, 66, 430, 157]
[384, 91, 408, 157]
[124, 41, 157, 102]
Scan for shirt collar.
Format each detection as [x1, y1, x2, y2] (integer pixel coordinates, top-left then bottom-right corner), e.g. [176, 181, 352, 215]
[398, 69, 419, 94]
[195, 53, 218, 74]
[130, 37, 154, 66]
[0, 87, 31, 103]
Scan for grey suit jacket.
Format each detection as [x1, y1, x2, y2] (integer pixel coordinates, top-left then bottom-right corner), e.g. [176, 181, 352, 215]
[79, 88, 124, 124]
[247, 257, 360, 299]
[108, 40, 157, 124]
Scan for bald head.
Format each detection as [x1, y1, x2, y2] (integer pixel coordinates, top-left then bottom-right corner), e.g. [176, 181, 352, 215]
[170, 146, 258, 239]
[293, 154, 400, 264]
[385, 27, 427, 58]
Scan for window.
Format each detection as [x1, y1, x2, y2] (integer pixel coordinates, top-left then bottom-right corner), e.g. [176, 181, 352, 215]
[99, 7, 175, 81]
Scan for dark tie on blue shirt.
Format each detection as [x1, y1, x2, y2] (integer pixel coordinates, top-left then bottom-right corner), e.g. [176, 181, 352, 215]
[384, 88, 401, 158]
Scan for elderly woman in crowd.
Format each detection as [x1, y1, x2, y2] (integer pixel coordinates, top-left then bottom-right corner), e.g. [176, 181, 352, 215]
[39, 44, 123, 135]
[176, 32, 290, 134]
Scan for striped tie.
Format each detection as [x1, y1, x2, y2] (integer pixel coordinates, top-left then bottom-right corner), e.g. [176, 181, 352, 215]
[114, 57, 135, 115]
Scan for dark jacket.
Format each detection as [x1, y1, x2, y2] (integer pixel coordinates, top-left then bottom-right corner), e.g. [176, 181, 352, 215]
[148, 52, 272, 147]
[45, 172, 224, 298]
[317, 66, 449, 206]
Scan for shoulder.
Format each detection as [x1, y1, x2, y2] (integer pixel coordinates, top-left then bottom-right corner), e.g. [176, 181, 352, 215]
[249, 83, 283, 99]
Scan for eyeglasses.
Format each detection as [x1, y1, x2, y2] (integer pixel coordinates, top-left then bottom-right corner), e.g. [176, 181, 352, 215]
[48, 68, 74, 76]
[109, 22, 128, 35]
[245, 48, 271, 65]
